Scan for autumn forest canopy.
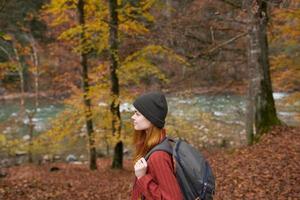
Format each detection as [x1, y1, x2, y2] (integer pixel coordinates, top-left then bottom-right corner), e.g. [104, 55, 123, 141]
[0, 0, 299, 94]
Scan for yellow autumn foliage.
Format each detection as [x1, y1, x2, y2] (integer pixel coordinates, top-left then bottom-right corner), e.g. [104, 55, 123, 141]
[0, 134, 6, 148]
[39, 0, 190, 156]
[270, 7, 300, 91]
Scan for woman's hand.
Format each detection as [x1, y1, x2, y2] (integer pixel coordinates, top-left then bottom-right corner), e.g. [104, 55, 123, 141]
[134, 157, 147, 179]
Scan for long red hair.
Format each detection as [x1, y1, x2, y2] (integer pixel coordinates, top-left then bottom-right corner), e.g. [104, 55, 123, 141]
[133, 125, 166, 163]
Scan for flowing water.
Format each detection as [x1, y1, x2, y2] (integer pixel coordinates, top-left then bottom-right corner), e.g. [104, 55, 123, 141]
[0, 92, 299, 152]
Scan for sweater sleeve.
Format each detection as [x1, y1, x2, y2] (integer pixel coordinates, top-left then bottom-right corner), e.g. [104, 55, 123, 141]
[135, 151, 183, 200]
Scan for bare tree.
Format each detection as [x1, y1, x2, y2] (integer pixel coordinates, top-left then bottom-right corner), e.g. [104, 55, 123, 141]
[244, 0, 281, 144]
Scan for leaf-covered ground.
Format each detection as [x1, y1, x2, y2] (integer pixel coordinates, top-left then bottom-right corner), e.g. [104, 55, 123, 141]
[0, 126, 299, 200]
[209, 126, 300, 200]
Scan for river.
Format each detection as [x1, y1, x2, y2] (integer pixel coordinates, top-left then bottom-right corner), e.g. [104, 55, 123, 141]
[0, 92, 299, 149]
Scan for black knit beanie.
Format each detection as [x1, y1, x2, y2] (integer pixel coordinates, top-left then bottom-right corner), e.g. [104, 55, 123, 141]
[133, 92, 168, 129]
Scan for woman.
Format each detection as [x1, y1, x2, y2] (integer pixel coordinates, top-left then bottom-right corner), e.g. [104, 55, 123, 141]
[131, 92, 183, 200]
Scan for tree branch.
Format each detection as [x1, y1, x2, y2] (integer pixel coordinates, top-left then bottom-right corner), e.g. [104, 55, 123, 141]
[217, 0, 242, 9]
[193, 31, 248, 59]
[0, 0, 7, 12]
[0, 45, 12, 61]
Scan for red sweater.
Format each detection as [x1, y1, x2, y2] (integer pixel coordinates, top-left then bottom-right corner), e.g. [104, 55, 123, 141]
[131, 151, 183, 200]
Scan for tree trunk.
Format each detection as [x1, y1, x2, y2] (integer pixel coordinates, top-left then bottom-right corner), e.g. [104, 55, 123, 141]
[112, 141, 123, 168]
[26, 35, 39, 163]
[108, 0, 123, 169]
[245, 0, 281, 144]
[13, 46, 25, 118]
[77, 0, 97, 170]
[30, 35, 39, 110]
[246, 56, 255, 145]
[27, 111, 34, 163]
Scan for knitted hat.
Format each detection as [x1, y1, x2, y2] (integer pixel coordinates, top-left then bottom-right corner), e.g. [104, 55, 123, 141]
[133, 92, 168, 129]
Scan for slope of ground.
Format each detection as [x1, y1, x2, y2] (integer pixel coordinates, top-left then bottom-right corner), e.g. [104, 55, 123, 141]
[0, 126, 299, 200]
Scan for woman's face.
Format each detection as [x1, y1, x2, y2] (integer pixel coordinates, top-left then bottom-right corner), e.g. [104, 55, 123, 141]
[131, 109, 151, 131]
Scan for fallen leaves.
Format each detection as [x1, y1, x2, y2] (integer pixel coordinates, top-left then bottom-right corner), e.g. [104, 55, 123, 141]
[0, 159, 134, 200]
[0, 126, 299, 200]
[208, 126, 300, 200]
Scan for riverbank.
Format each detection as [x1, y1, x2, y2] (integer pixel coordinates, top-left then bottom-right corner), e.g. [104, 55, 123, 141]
[1, 83, 297, 101]
[0, 126, 299, 200]
[0, 91, 68, 101]
[166, 82, 247, 96]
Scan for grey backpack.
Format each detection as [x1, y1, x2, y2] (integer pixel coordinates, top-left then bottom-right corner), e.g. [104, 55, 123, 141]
[145, 137, 215, 200]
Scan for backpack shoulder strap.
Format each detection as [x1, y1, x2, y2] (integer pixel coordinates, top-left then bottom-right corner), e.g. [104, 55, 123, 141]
[144, 137, 173, 161]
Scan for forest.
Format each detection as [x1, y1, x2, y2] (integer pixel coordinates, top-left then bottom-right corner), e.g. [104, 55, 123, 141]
[0, 0, 299, 199]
